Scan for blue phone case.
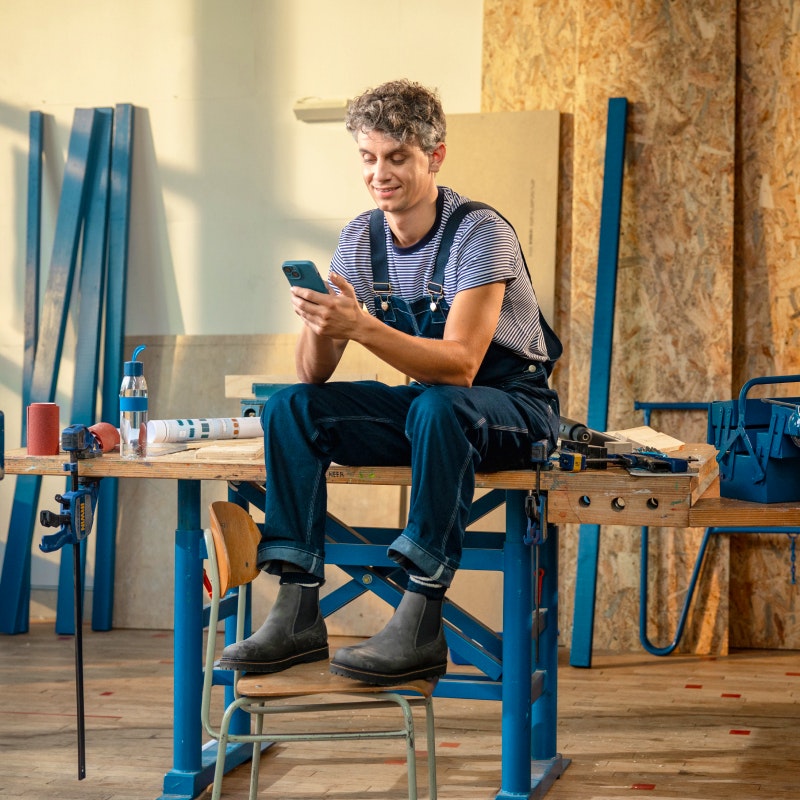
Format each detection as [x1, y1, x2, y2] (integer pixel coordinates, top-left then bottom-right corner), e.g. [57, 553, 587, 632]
[282, 260, 328, 293]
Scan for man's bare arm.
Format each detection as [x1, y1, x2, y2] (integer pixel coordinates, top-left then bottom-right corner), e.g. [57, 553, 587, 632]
[292, 273, 505, 387]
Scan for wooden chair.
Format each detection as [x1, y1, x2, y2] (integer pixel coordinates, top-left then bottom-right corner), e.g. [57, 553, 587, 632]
[201, 500, 438, 800]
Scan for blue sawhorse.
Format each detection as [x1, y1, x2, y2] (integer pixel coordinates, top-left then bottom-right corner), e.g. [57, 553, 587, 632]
[223, 479, 569, 800]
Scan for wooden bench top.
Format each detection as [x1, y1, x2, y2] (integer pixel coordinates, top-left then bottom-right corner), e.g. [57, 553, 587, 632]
[4, 442, 739, 528]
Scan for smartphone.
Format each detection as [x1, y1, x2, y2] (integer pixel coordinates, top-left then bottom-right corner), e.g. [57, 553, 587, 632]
[282, 260, 329, 293]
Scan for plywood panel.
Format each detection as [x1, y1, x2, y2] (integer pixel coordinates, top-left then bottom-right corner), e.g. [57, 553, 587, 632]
[441, 111, 560, 320]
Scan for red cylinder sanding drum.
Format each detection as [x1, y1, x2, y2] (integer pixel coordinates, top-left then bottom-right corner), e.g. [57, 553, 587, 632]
[27, 402, 60, 455]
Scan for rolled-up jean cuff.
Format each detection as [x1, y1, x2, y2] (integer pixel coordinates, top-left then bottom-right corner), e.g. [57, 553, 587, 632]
[387, 533, 457, 588]
[257, 542, 326, 583]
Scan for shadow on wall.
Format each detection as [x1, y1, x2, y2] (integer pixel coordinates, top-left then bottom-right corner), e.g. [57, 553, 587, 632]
[127, 107, 183, 336]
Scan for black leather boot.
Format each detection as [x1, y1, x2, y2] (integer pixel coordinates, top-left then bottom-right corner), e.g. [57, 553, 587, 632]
[218, 583, 328, 673]
[330, 591, 448, 685]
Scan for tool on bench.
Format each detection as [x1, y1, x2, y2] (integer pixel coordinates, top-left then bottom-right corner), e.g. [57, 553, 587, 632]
[526, 440, 553, 664]
[557, 441, 690, 474]
[616, 450, 689, 473]
[39, 423, 109, 779]
[525, 440, 552, 545]
[558, 416, 612, 446]
[558, 438, 610, 472]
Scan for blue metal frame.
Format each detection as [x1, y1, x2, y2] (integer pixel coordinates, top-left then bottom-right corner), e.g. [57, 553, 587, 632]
[0, 108, 105, 634]
[93, 103, 135, 632]
[4, 109, 43, 627]
[634, 400, 709, 427]
[0, 112, 45, 634]
[631, 398, 800, 655]
[0, 104, 135, 636]
[155, 478, 566, 800]
[640, 525, 800, 656]
[571, 97, 628, 669]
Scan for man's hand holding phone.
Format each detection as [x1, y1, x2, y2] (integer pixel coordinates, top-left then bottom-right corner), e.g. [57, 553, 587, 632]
[283, 260, 365, 345]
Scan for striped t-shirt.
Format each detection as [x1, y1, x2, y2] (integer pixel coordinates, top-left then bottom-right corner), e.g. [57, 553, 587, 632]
[329, 186, 548, 364]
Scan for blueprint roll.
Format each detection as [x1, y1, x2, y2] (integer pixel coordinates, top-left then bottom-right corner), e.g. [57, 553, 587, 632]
[146, 417, 263, 444]
[27, 402, 60, 455]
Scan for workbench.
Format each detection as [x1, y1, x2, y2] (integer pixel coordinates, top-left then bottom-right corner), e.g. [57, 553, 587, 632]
[6, 443, 800, 800]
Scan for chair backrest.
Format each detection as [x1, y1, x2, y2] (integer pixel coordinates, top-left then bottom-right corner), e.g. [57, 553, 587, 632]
[208, 500, 262, 596]
[202, 501, 263, 739]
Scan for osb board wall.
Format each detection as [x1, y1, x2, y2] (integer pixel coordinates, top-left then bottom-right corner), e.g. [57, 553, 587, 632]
[484, 0, 800, 651]
[730, 2, 800, 648]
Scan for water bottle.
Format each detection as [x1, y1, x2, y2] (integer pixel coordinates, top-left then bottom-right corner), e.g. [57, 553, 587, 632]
[120, 345, 148, 459]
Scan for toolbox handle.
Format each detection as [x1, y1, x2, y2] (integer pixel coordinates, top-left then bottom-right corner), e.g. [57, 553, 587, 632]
[718, 374, 800, 482]
[736, 374, 800, 420]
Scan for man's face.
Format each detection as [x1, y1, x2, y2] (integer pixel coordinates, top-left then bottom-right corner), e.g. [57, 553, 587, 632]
[356, 129, 442, 216]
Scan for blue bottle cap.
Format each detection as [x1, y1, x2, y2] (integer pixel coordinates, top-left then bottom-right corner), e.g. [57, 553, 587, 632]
[124, 344, 146, 377]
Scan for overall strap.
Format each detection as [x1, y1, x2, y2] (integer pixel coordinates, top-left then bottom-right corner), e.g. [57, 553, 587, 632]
[369, 209, 390, 284]
[436, 201, 563, 370]
[433, 201, 492, 283]
[368, 201, 562, 370]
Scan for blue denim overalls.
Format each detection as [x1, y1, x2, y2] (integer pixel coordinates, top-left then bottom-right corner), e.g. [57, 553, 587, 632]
[258, 206, 560, 586]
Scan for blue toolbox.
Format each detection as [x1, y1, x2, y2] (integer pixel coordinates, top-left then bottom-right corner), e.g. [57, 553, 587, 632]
[708, 375, 800, 503]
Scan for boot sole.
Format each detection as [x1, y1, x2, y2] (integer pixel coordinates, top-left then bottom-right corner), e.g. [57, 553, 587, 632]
[218, 644, 329, 674]
[329, 659, 447, 686]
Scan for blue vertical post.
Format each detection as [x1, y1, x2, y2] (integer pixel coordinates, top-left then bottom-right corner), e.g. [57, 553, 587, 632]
[497, 490, 533, 799]
[0, 112, 44, 635]
[570, 97, 628, 668]
[93, 103, 135, 631]
[56, 107, 113, 635]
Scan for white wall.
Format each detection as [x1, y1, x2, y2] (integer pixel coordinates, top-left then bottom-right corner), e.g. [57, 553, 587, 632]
[0, 0, 484, 609]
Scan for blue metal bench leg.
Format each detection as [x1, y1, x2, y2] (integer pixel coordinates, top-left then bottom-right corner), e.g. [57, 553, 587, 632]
[158, 480, 252, 800]
[497, 493, 568, 799]
[497, 491, 534, 799]
[639, 525, 800, 656]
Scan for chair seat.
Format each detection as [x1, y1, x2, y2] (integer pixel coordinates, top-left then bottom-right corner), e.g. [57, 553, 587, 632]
[236, 636, 437, 699]
[203, 508, 438, 799]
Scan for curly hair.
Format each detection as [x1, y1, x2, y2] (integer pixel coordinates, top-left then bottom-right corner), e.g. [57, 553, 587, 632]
[345, 79, 446, 154]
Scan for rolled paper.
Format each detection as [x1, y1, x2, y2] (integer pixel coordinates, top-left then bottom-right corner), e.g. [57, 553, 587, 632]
[146, 417, 263, 444]
[27, 402, 60, 455]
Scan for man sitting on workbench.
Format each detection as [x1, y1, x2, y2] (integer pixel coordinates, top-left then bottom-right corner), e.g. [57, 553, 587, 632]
[220, 79, 561, 686]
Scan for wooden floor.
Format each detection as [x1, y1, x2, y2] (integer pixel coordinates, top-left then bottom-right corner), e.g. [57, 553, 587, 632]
[1, 624, 798, 799]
